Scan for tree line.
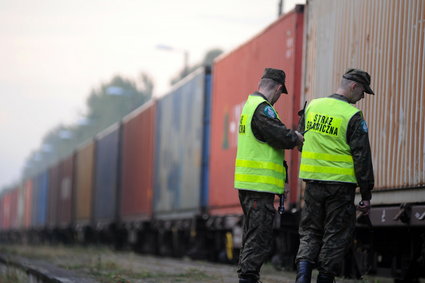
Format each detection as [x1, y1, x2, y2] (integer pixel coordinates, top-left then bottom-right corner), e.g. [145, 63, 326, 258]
[18, 48, 223, 184]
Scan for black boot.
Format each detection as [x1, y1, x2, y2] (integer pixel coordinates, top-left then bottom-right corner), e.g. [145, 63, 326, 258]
[295, 261, 313, 283]
[316, 272, 334, 283]
[239, 278, 261, 283]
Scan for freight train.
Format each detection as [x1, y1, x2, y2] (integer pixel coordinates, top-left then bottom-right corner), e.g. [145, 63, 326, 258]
[1, 1, 424, 281]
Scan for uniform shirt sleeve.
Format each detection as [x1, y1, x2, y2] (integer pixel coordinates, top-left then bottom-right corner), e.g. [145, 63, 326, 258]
[347, 113, 375, 200]
[251, 102, 299, 150]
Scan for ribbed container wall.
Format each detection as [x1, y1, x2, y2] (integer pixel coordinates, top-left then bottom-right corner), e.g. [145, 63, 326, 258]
[153, 68, 210, 219]
[304, 0, 425, 192]
[33, 171, 49, 228]
[94, 124, 121, 226]
[7, 188, 18, 230]
[57, 156, 74, 228]
[120, 101, 155, 223]
[47, 165, 60, 228]
[0, 189, 14, 230]
[31, 176, 38, 228]
[209, 7, 305, 215]
[74, 141, 95, 226]
[23, 180, 33, 229]
[16, 184, 24, 230]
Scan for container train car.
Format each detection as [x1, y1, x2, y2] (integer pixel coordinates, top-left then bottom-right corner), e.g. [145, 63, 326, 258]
[92, 123, 122, 244]
[302, 1, 425, 280]
[1, 2, 424, 281]
[74, 140, 96, 242]
[30, 171, 49, 243]
[152, 67, 211, 257]
[117, 100, 157, 252]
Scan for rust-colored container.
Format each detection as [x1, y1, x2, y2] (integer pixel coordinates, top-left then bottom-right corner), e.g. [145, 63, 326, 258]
[303, 0, 425, 204]
[0, 188, 16, 230]
[23, 180, 33, 229]
[74, 141, 95, 226]
[57, 155, 75, 228]
[4, 187, 19, 230]
[47, 164, 60, 228]
[208, 6, 305, 215]
[120, 101, 156, 223]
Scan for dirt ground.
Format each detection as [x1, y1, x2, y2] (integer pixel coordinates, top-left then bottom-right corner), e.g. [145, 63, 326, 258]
[0, 244, 395, 283]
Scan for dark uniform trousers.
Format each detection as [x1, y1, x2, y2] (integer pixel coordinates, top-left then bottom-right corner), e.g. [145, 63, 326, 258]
[296, 182, 356, 276]
[237, 190, 276, 280]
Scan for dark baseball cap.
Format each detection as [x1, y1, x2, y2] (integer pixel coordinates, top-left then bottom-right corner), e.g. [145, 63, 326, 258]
[342, 68, 374, 95]
[261, 68, 288, 94]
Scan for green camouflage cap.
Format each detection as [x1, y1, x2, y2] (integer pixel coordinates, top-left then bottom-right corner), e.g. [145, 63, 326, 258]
[343, 68, 375, 95]
[261, 68, 288, 94]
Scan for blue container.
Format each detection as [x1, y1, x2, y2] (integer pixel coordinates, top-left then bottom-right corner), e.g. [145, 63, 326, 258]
[201, 70, 212, 208]
[154, 67, 211, 219]
[33, 171, 49, 228]
[93, 123, 121, 225]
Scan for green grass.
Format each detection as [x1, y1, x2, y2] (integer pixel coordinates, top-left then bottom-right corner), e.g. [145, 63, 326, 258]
[0, 268, 26, 283]
[61, 258, 215, 283]
[0, 244, 221, 283]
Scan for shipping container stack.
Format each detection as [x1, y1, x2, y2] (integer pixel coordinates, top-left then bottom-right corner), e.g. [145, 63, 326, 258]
[47, 165, 60, 242]
[56, 156, 75, 243]
[74, 140, 96, 243]
[120, 100, 156, 252]
[22, 180, 33, 243]
[152, 67, 212, 257]
[93, 123, 122, 245]
[32, 171, 49, 243]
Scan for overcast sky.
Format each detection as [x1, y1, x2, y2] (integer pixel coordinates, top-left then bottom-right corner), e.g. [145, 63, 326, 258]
[0, 0, 305, 191]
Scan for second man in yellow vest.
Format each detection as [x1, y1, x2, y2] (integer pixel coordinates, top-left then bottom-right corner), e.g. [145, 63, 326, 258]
[295, 68, 375, 283]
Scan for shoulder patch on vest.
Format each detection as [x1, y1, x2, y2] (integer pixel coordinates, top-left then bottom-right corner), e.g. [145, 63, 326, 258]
[263, 106, 276, 118]
[360, 120, 368, 133]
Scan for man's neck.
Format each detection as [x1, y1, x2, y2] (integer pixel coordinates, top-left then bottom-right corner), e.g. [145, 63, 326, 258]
[254, 90, 271, 103]
[330, 93, 349, 101]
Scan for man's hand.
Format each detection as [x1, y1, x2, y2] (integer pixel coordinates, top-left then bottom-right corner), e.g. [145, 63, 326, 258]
[357, 200, 371, 215]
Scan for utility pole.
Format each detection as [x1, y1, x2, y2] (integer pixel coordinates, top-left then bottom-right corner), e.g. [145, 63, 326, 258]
[156, 44, 189, 77]
[278, 0, 285, 17]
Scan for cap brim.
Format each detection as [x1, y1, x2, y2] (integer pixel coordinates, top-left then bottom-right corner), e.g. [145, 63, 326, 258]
[281, 84, 288, 94]
[365, 85, 374, 95]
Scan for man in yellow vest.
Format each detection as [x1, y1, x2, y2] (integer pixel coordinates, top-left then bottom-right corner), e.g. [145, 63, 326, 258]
[295, 69, 375, 283]
[234, 68, 304, 283]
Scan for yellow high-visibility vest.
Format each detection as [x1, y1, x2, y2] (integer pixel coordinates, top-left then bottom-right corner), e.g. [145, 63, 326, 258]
[234, 95, 286, 194]
[299, 97, 361, 183]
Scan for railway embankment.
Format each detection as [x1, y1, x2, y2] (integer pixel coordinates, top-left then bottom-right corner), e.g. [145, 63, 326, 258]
[0, 244, 397, 283]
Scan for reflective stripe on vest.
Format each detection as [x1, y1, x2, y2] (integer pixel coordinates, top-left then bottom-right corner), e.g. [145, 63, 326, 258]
[299, 97, 360, 183]
[234, 95, 285, 194]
